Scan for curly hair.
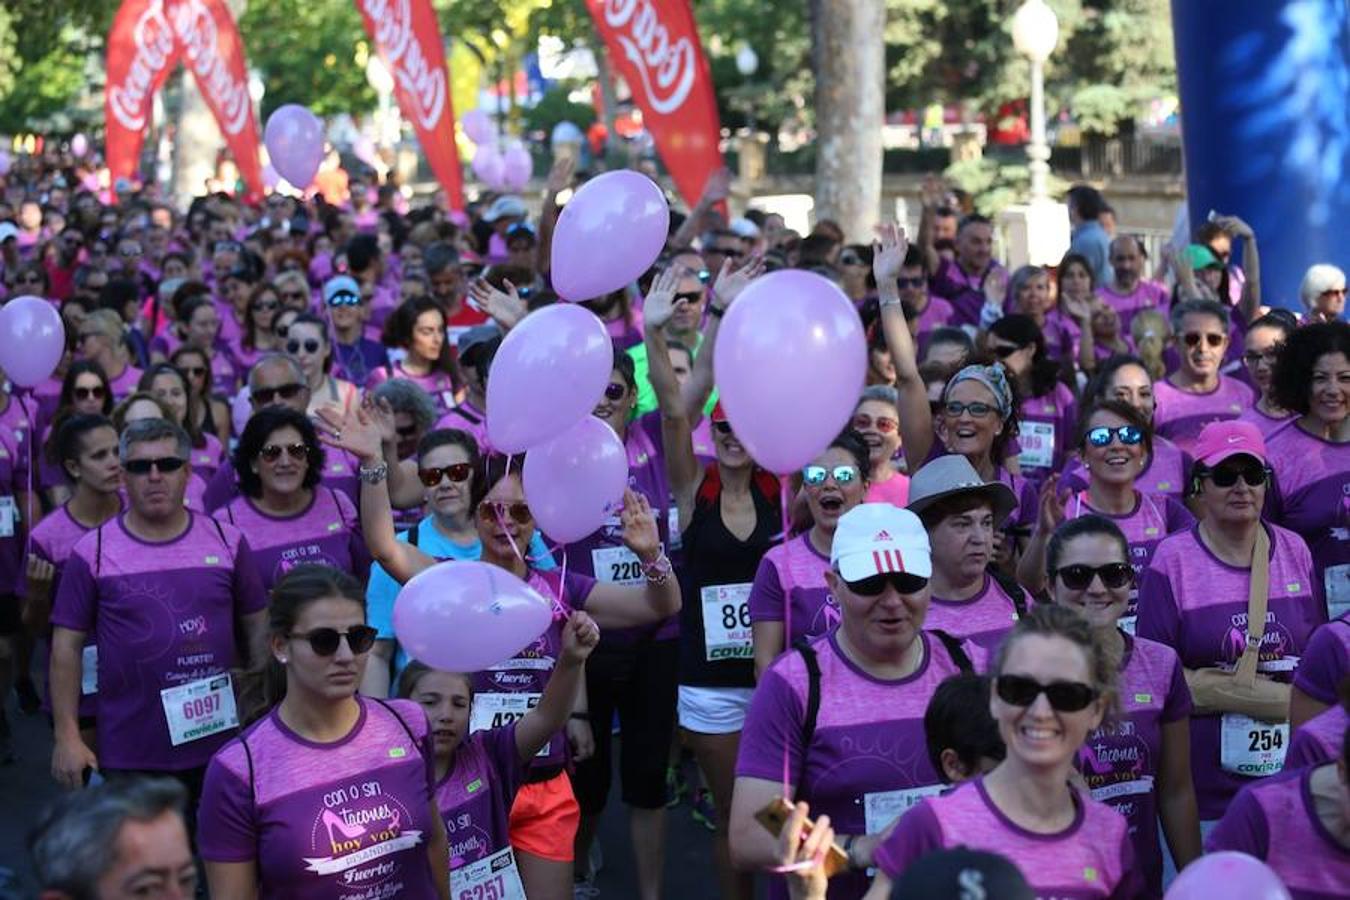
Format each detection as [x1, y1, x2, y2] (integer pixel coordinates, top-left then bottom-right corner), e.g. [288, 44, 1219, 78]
[1271, 320, 1350, 416]
[232, 406, 325, 498]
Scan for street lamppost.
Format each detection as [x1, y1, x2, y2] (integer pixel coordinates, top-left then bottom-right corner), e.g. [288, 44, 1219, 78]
[1011, 0, 1059, 203]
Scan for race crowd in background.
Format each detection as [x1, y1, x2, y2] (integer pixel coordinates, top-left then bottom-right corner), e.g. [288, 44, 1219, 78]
[0, 142, 1347, 900]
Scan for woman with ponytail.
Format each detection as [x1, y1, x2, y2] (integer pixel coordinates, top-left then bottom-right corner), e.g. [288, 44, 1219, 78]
[198, 565, 451, 899]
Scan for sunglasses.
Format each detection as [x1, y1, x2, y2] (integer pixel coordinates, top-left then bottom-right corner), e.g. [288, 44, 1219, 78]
[852, 413, 897, 434]
[712, 420, 734, 435]
[1206, 461, 1269, 488]
[73, 385, 106, 401]
[843, 571, 929, 596]
[992, 343, 1025, 359]
[252, 383, 305, 405]
[673, 291, 703, 304]
[943, 400, 995, 419]
[840, 251, 865, 267]
[287, 338, 322, 355]
[711, 247, 744, 259]
[603, 383, 627, 402]
[326, 292, 360, 307]
[253, 300, 280, 313]
[1053, 562, 1134, 591]
[118, 246, 142, 258]
[802, 464, 859, 487]
[996, 673, 1098, 712]
[258, 442, 307, 463]
[289, 625, 378, 657]
[123, 456, 186, 476]
[1242, 349, 1280, 366]
[1183, 332, 1225, 348]
[16, 273, 44, 285]
[895, 276, 926, 289]
[419, 463, 472, 487]
[180, 365, 207, 378]
[477, 501, 532, 525]
[1085, 425, 1144, 448]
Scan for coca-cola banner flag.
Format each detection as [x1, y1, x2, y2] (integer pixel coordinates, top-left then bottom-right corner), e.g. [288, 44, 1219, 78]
[106, 0, 182, 189]
[586, 0, 724, 208]
[354, 0, 464, 208]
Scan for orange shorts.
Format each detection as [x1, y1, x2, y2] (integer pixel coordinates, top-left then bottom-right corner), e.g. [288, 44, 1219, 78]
[507, 771, 580, 862]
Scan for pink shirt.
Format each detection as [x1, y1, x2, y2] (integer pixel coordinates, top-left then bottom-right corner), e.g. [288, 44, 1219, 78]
[1096, 280, 1168, 331]
[865, 472, 910, 507]
[1236, 404, 1294, 439]
[1151, 375, 1255, 453]
[747, 534, 837, 648]
[924, 573, 1023, 652]
[1284, 704, 1347, 770]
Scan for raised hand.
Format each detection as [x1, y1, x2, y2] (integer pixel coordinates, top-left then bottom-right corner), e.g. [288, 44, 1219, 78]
[313, 401, 382, 464]
[545, 154, 576, 198]
[642, 267, 683, 330]
[872, 221, 909, 286]
[618, 488, 661, 563]
[920, 173, 948, 208]
[1036, 474, 1067, 535]
[560, 611, 601, 664]
[468, 278, 526, 331]
[711, 253, 765, 310]
[701, 167, 732, 205]
[984, 267, 1009, 306]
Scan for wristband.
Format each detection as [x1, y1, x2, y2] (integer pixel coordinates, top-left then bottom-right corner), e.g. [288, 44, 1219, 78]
[642, 552, 673, 585]
[358, 461, 389, 485]
[878, 294, 903, 309]
[708, 304, 727, 318]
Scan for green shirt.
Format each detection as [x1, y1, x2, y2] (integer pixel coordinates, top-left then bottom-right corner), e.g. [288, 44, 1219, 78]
[627, 332, 718, 419]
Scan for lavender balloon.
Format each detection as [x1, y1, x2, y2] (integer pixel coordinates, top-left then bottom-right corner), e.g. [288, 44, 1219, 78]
[1165, 852, 1289, 900]
[0, 296, 65, 387]
[486, 303, 613, 453]
[524, 417, 627, 543]
[551, 170, 669, 301]
[0, 151, 11, 176]
[502, 142, 533, 191]
[394, 560, 554, 673]
[264, 104, 325, 189]
[71, 134, 89, 157]
[471, 144, 505, 189]
[461, 109, 497, 145]
[713, 270, 866, 473]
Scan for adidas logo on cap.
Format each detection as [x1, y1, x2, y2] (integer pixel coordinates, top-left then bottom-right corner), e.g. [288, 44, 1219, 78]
[873, 530, 892, 541]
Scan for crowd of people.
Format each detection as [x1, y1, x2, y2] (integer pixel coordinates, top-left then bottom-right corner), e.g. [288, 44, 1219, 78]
[0, 142, 1347, 900]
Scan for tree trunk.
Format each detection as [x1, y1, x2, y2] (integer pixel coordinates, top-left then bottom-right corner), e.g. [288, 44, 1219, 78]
[810, 0, 884, 242]
[171, 0, 246, 205]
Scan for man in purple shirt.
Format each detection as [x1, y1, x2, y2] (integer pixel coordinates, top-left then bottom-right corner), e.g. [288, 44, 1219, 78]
[921, 211, 1003, 328]
[49, 418, 267, 815]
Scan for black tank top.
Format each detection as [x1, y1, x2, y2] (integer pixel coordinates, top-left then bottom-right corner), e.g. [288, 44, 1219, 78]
[677, 467, 781, 688]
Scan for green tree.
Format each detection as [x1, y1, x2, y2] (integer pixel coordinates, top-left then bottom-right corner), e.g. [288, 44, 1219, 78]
[0, 0, 111, 133]
[239, 0, 376, 119]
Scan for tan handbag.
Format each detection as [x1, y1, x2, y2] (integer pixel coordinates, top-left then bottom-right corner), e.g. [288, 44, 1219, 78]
[1183, 526, 1291, 724]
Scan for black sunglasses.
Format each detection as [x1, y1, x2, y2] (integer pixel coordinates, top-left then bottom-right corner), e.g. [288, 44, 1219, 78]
[603, 383, 626, 402]
[253, 383, 306, 405]
[1183, 332, 1225, 348]
[995, 674, 1098, 712]
[287, 338, 322, 355]
[259, 442, 307, 463]
[73, 385, 106, 401]
[895, 276, 926, 289]
[844, 571, 929, 597]
[419, 463, 472, 487]
[1206, 461, 1269, 488]
[1052, 562, 1134, 591]
[674, 291, 703, 304]
[124, 456, 187, 476]
[712, 420, 734, 435]
[180, 365, 207, 378]
[289, 625, 378, 657]
[275, 323, 292, 338]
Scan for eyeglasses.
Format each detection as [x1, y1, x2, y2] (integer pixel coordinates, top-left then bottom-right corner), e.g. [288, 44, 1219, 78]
[839, 251, 865, 267]
[852, 413, 897, 434]
[995, 674, 1099, 712]
[258, 442, 308, 463]
[1183, 332, 1225, 348]
[992, 343, 1025, 359]
[1319, 288, 1347, 298]
[1242, 349, 1281, 366]
[1205, 461, 1269, 488]
[287, 338, 322, 355]
[73, 385, 106, 401]
[710, 246, 744, 260]
[16, 273, 44, 285]
[123, 456, 187, 476]
[326, 292, 360, 307]
[843, 571, 928, 596]
[253, 300, 280, 313]
[1052, 562, 1134, 591]
[673, 291, 703, 304]
[603, 383, 627, 402]
[419, 463, 472, 487]
[252, 383, 306, 405]
[895, 276, 926, 289]
[802, 464, 859, 487]
[943, 400, 995, 419]
[477, 500, 532, 525]
[288, 625, 378, 657]
[1085, 425, 1144, 448]
[712, 420, 734, 435]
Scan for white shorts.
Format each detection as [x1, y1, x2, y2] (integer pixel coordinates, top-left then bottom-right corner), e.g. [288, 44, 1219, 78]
[677, 685, 755, 735]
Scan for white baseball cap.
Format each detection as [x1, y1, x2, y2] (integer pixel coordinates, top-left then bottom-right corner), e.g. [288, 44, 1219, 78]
[830, 503, 932, 582]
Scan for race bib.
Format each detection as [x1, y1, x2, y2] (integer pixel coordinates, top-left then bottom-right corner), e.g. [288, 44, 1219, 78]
[0, 495, 17, 538]
[1017, 421, 1056, 470]
[161, 674, 238, 746]
[864, 784, 945, 834]
[470, 693, 547, 757]
[592, 545, 646, 585]
[1326, 564, 1350, 621]
[701, 584, 752, 662]
[1220, 714, 1288, 777]
[667, 504, 683, 552]
[452, 845, 527, 900]
[441, 390, 458, 411]
[81, 645, 98, 696]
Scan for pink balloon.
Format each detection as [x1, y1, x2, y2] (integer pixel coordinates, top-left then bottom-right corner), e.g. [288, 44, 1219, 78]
[502, 143, 533, 191]
[472, 145, 505, 188]
[264, 104, 325, 189]
[262, 163, 280, 190]
[1166, 852, 1289, 900]
[487, 303, 613, 454]
[461, 109, 497, 145]
[71, 134, 89, 157]
[0, 151, 11, 176]
[551, 170, 669, 301]
[524, 417, 627, 543]
[393, 560, 554, 672]
[0, 296, 65, 388]
[713, 270, 866, 473]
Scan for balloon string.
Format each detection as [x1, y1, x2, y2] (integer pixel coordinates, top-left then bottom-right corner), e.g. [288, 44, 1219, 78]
[22, 394, 33, 560]
[779, 475, 794, 798]
[554, 550, 569, 619]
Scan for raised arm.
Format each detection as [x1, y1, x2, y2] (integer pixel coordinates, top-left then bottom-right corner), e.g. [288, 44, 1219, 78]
[467, 278, 527, 333]
[362, 394, 425, 510]
[514, 611, 600, 761]
[682, 254, 765, 420]
[643, 270, 701, 526]
[874, 222, 935, 467]
[915, 174, 945, 276]
[580, 489, 682, 629]
[536, 155, 576, 278]
[669, 167, 730, 251]
[1016, 475, 1065, 594]
[1220, 215, 1261, 323]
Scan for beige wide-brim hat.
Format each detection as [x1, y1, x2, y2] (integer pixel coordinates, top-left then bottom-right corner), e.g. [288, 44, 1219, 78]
[905, 455, 1018, 529]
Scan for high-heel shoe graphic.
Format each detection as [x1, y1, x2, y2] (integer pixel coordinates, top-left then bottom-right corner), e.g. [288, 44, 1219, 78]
[322, 809, 366, 849]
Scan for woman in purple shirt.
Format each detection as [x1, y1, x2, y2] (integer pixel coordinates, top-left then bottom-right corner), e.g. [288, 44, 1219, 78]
[1235, 313, 1296, 437]
[366, 298, 461, 418]
[139, 363, 226, 480]
[199, 565, 452, 900]
[1046, 515, 1200, 896]
[230, 282, 287, 373]
[398, 610, 599, 898]
[38, 360, 113, 508]
[984, 314, 1077, 482]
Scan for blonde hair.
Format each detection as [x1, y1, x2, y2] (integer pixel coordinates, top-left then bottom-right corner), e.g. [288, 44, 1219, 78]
[1129, 309, 1169, 381]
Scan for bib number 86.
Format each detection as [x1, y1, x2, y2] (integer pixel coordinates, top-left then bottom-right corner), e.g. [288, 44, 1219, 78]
[721, 604, 750, 630]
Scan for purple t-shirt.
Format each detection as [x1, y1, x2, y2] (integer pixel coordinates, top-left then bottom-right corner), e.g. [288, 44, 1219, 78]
[1096, 281, 1168, 333]
[106, 364, 144, 402]
[736, 630, 971, 900]
[1041, 309, 1083, 368]
[215, 488, 370, 593]
[1236, 404, 1294, 439]
[1061, 436, 1192, 504]
[1292, 615, 1349, 705]
[1285, 704, 1347, 770]
[874, 778, 1140, 899]
[1016, 381, 1077, 481]
[925, 573, 1021, 653]
[747, 534, 837, 648]
[204, 450, 361, 512]
[198, 698, 443, 900]
[929, 257, 1003, 327]
[1206, 766, 1350, 899]
[1151, 375, 1255, 453]
[189, 432, 227, 481]
[469, 568, 595, 772]
[912, 295, 954, 358]
[49, 513, 267, 770]
[433, 400, 490, 454]
[436, 722, 528, 875]
[332, 338, 391, 387]
[366, 363, 458, 419]
[0, 424, 27, 596]
[1136, 523, 1323, 818]
[1076, 634, 1191, 896]
[1266, 421, 1350, 620]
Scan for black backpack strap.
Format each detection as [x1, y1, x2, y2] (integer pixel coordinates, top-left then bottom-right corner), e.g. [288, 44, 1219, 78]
[406, 521, 420, 548]
[792, 637, 821, 800]
[371, 697, 421, 752]
[930, 629, 974, 674]
[988, 567, 1028, 618]
[94, 521, 104, 576]
[207, 513, 229, 549]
